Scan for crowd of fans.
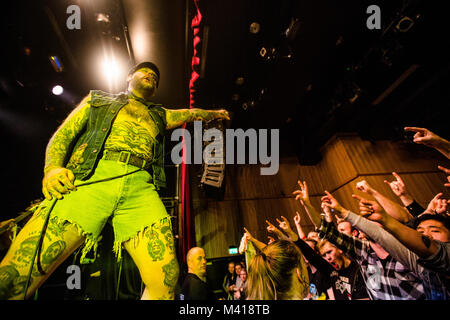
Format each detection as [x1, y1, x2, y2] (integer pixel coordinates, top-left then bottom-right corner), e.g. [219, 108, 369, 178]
[216, 126, 450, 300]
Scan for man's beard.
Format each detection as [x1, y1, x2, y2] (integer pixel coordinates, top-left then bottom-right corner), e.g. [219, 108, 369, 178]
[131, 78, 155, 98]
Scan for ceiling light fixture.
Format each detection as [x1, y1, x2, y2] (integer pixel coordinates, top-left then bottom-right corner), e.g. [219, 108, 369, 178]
[52, 85, 63, 95]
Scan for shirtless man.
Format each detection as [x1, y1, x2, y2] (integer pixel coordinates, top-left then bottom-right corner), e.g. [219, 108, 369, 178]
[0, 61, 229, 300]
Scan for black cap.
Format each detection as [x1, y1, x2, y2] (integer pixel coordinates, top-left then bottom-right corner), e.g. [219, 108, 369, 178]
[412, 214, 450, 231]
[128, 61, 160, 86]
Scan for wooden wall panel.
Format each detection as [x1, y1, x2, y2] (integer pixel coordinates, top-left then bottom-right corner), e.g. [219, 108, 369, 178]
[192, 199, 242, 259]
[341, 135, 450, 174]
[222, 158, 302, 200]
[297, 137, 358, 195]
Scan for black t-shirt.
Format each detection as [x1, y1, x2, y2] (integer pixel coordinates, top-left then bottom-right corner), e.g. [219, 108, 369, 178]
[308, 266, 331, 299]
[180, 273, 216, 300]
[329, 261, 369, 300]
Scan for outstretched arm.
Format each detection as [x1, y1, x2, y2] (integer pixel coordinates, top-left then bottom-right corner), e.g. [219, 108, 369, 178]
[405, 127, 450, 159]
[164, 108, 229, 130]
[293, 211, 306, 239]
[243, 227, 267, 252]
[365, 209, 440, 259]
[438, 165, 450, 188]
[42, 94, 91, 200]
[383, 172, 415, 207]
[356, 180, 413, 223]
[292, 180, 322, 228]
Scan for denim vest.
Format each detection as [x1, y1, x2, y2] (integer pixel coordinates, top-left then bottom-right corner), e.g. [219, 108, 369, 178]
[66, 90, 167, 189]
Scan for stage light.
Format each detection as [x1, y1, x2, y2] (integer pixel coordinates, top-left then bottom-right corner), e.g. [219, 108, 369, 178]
[99, 55, 125, 91]
[52, 85, 63, 95]
[249, 22, 260, 34]
[96, 13, 110, 24]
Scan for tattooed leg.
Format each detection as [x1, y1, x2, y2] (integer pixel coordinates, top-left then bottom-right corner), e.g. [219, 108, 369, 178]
[124, 219, 179, 300]
[0, 214, 85, 299]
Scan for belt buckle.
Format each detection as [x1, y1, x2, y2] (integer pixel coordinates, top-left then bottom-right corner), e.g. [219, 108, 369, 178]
[118, 151, 131, 165]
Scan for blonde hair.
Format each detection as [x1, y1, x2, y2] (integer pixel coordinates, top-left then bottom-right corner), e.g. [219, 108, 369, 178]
[246, 240, 309, 300]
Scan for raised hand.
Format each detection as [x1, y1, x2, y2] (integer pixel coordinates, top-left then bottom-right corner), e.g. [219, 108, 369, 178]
[276, 216, 299, 241]
[276, 216, 291, 233]
[321, 201, 334, 223]
[243, 227, 255, 242]
[355, 180, 375, 195]
[404, 127, 443, 147]
[320, 191, 342, 211]
[424, 193, 448, 215]
[384, 172, 407, 197]
[294, 211, 301, 225]
[293, 180, 310, 206]
[42, 167, 76, 200]
[438, 165, 450, 188]
[352, 194, 382, 216]
[266, 220, 287, 240]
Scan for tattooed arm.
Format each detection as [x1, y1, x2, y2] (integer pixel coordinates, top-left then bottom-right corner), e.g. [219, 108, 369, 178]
[164, 108, 229, 130]
[42, 95, 91, 200]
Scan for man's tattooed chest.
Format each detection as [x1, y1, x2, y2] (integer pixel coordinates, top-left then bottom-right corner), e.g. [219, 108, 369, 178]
[104, 103, 159, 160]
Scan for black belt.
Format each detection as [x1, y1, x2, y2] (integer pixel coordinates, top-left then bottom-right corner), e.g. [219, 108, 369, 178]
[102, 150, 151, 170]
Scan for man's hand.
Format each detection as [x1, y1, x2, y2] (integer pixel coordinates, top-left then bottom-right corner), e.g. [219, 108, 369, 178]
[293, 180, 310, 206]
[383, 172, 407, 197]
[243, 227, 255, 242]
[424, 193, 448, 215]
[438, 165, 450, 188]
[355, 180, 376, 195]
[321, 202, 334, 223]
[294, 211, 302, 225]
[266, 220, 288, 240]
[351, 194, 382, 216]
[404, 127, 445, 148]
[42, 167, 76, 200]
[320, 191, 349, 219]
[384, 172, 415, 206]
[195, 109, 230, 122]
[276, 216, 298, 241]
[215, 109, 230, 121]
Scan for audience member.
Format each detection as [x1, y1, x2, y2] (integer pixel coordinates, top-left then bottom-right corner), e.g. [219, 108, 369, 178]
[246, 240, 309, 300]
[222, 261, 236, 300]
[272, 215, 332, 300]
[233, 268, 247, 300]
[316, 239, 369, 300]
[180, 247, 215, 300]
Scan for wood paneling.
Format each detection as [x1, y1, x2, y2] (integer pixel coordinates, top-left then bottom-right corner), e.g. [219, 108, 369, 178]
[190, 133, 450, 259]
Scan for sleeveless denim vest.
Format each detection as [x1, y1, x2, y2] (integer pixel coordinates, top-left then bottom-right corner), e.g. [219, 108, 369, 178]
[66, 90, 167, 189]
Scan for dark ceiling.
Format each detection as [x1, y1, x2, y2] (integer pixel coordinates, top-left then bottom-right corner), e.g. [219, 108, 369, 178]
[0, 0, 449, 215]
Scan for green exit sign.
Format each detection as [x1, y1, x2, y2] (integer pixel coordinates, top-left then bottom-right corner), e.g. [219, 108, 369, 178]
[228, 247, 238, 254]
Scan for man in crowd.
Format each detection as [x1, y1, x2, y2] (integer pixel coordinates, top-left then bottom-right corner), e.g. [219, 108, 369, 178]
[180, 247, 215, 300]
